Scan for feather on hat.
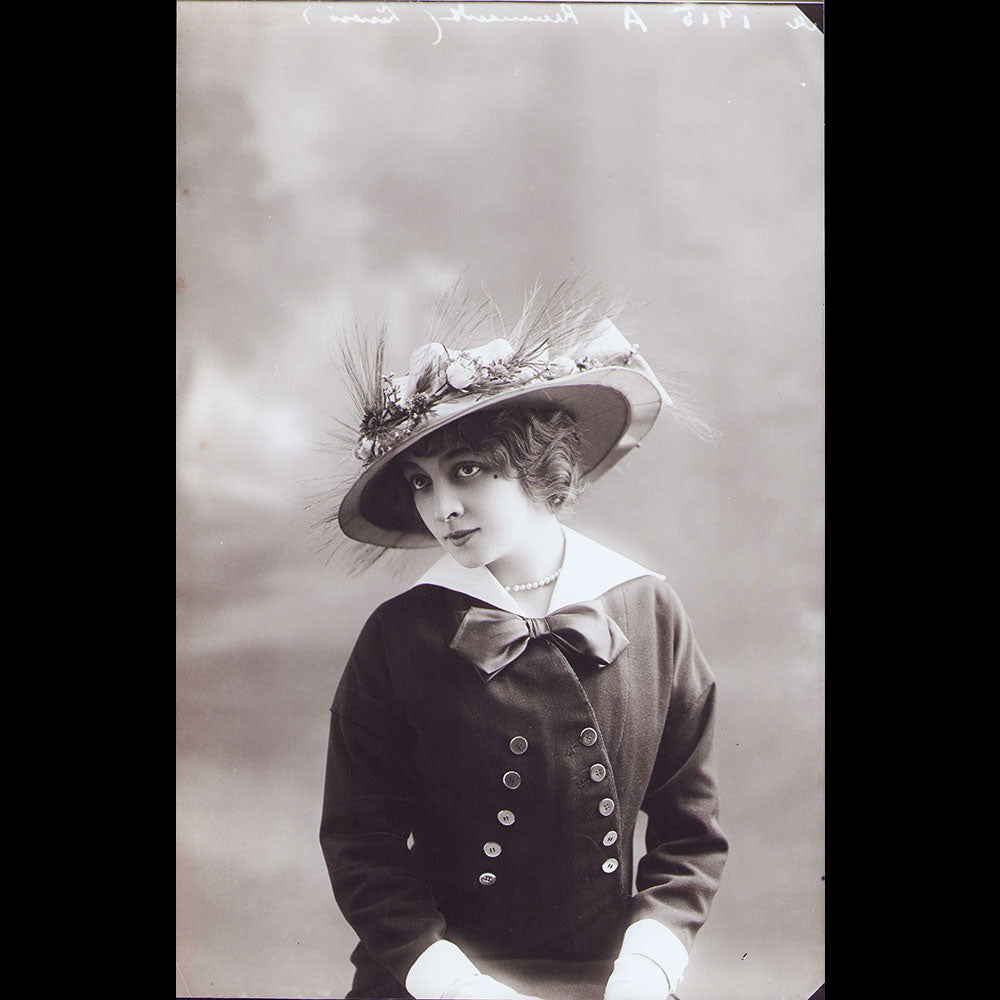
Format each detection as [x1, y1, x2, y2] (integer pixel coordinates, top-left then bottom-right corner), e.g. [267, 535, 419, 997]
[320, 280, 675, 552]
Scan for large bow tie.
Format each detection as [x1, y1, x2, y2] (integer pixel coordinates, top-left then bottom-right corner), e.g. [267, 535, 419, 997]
[450, 601, 629, 681]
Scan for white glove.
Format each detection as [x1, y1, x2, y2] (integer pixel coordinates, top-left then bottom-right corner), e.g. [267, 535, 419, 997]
[406, 940, 544, 1000]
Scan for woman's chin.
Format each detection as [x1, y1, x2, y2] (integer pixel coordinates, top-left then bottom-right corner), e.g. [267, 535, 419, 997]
[454, 539, 505, 571]
[447, 546, 488, 569]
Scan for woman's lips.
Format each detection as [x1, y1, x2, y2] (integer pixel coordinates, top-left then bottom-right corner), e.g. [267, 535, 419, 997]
[445, 528, 479, 546]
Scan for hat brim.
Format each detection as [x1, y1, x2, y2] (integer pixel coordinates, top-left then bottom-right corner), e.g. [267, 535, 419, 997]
[337, 365, 665, 548]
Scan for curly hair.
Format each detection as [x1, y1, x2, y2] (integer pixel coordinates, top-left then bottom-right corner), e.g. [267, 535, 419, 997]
[360, 406, 584, 538]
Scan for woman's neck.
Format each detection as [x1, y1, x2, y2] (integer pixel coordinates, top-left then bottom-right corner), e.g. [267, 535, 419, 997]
[487, 515, 565, 614]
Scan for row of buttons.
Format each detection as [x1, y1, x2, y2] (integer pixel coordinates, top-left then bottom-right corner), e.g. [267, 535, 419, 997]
[589, 721, 613, 871]
[590, 718, 612, 870]
[487, 736, 526, 876]
[478, 727, 614, 886]
[490, 735, 528, 871]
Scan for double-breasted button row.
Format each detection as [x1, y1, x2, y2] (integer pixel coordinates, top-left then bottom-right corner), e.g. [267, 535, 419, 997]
[483, 731, 618, 885]
[597, 762, 618, 869]
[502, 735, 527, 789]
[485, 737, 526, 884]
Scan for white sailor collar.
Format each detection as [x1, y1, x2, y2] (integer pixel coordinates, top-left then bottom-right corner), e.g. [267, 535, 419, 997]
[408, 525, 665, 615]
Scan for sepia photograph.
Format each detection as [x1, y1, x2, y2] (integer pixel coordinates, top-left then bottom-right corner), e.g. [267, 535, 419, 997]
[176, 3, 824, 998]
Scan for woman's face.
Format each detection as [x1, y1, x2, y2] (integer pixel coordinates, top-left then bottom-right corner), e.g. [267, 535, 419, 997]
[399, 448, 552, 571]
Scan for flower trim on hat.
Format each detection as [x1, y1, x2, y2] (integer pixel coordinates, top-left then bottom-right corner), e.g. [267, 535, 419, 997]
[314, 279, 692, 570]
[352, 322, 643, 466]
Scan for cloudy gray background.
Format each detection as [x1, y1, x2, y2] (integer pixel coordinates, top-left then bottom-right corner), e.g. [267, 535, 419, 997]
[176, 2, 823, 998]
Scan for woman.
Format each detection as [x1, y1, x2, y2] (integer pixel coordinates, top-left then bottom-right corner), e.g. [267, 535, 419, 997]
[318, 285, 727, 1000]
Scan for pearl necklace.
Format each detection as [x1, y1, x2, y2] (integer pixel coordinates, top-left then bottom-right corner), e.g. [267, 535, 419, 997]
[504, 568, 561, 593]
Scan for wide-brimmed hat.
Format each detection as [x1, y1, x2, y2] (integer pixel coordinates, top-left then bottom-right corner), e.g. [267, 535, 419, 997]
[331, 292, 673, 549]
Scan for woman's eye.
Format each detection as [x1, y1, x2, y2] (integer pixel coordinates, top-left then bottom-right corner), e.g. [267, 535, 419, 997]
[456, 463, 481, 478]
[409, 475, 430, 492]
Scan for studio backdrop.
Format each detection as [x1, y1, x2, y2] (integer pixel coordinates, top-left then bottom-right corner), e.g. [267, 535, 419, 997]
[176, 3, 824, 998]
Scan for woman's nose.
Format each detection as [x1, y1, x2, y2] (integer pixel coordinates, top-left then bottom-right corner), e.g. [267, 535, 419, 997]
[433, 485, 463, 522]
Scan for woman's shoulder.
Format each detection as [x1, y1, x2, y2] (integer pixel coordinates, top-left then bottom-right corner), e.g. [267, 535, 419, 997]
[601, 572, 686, 617]
[343, 585, 462, 685]
[364, 582, 460, 628]
[600, 574, 704, 648]
[353, 582, 473, 659]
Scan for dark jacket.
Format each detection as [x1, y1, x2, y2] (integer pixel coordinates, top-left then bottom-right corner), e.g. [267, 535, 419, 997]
[319, 575, 727, 997]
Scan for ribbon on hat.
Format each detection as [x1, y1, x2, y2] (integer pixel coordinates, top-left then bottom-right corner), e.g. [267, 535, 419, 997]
[450, 601, 629, 681]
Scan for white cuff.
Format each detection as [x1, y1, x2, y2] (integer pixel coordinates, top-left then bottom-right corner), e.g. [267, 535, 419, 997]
[404, 939, 481, 999]
[617, 918, 689, 993]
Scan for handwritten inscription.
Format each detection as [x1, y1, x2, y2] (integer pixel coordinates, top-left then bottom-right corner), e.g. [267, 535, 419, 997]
[671, 5, 751, 29]
[299, 3, 821, 41]
[623, 7, 647, 33]
[303, 3, 399, 25]
[425, 3, 578, 46]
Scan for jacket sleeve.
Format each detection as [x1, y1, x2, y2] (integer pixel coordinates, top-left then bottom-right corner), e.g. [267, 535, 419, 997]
[629, 586, 728, 956]
[319, 606, 446, 986]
